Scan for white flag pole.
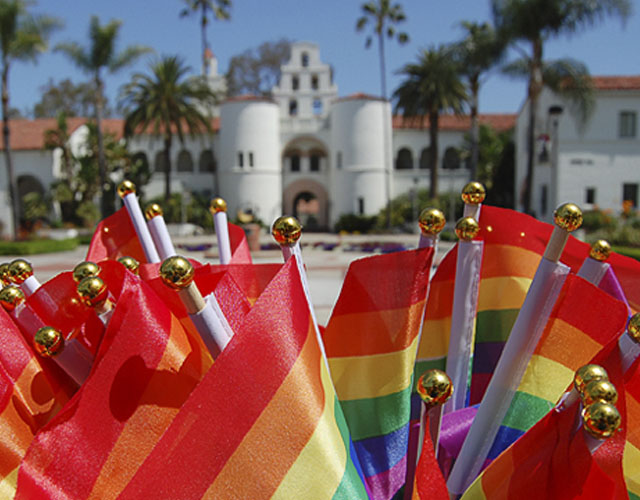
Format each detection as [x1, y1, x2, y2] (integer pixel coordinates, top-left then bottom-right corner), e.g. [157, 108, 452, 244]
[210, 197, 232, 265]
[116, 180, 161, 264]
[145, 203, 177, 260]
[447, 203, 583, 496]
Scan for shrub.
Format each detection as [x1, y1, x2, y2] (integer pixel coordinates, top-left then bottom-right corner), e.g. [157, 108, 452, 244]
[0, 238, 79, 255]
[581, 209, 617, 232]
[334, 214, 377, 233]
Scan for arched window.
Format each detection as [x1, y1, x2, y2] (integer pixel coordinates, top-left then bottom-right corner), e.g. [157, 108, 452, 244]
[443, 147, 461, 170]
[309, 149, 325, 172]
[177, 150, 194, 172]
[292, 75, 299, 91]
[311, 75, 319, 90]
[301, 52, 309, 67]
[419, 147, 432, 170]
[199, 149, 216, 172]
[395, 148, 413, 170]
[154, 151, 167, 172]
[289, 100, 298, 116]
[131, 152, 149, 172]
[313, 99, 323, 115]
[290, 155, 301, 172]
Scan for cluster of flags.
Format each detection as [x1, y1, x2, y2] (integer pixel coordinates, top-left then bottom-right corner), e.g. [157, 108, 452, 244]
[0, 182, 639, 499]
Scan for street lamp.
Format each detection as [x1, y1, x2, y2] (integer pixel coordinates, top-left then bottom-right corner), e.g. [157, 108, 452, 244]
[549, 105, 563, 220]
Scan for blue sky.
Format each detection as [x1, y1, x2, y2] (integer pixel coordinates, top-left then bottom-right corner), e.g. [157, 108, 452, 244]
[8, 0, 639, 117]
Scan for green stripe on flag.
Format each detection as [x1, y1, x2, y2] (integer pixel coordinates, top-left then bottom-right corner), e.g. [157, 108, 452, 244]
[475, 309, 520, 343]
[501, 390, 554, 432]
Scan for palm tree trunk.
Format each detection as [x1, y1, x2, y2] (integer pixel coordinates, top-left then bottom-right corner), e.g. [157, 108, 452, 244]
[201, 3, 208, 75]
[470, 76, 480, 180]
[94, 72, 109, 219]
[523, 38, 543, 216]
[429, 111, 439, 199]
[378, 32, 392, 229]
[378, 31, 387, 99]
[164, 135, 172, 202]
[1, 60, 19, 240]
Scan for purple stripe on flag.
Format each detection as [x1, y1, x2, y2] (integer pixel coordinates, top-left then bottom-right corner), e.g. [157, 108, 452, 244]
[365, 454, 408, 500]
[472, 341, 506, 374]
[599, 267, 631, 313]
[353, 422, 409, 478]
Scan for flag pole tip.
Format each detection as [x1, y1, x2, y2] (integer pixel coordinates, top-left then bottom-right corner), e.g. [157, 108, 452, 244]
[118, 256, 140, 275]
[0, 262, 10, 286]
[583, 402, 621, 439]
[589, 239, 611, 262]
[117, 180, 136, 198]
[0, 285, 24, 312]
[417, 369, 453, 407]
[77, 276, 108, 307]
[34, 326, 64, 357]
[145, 203, 164, 220]
[461, 181, 486, 205]
[582, 380, 618, 407]
[419, 208, 445, 236]
[553, 203, 582, 232]
[209, 197, 227, 214]
[574, 364, 608, 394]
[455, 216, 479, 241]
[72, 261, 100, 283]
[272, 215, 302, 246]
[160, 256, 195, 290]
[8, 259, 33, 285]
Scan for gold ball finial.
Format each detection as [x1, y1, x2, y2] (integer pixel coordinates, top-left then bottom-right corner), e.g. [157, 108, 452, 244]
[455, 216, 480, 241]
[271, 216, 302, 246]
[209, 197, 227, 214]
[77, 276, 108, 307]
[627, 313, 640, 344]
[34, 326, 64, 357]
[418, 208, 446, 236]
[589, 240, 611, 262]
[118, 256, 140, 275]
[0, 263, 10, 286]
[553, 203, 583, 232]
[582, 379, 618, 407]
[144, 203, 163, 220]
[582, 402, 621, 440]
[416, 369, 453, 407]
[159, 256, 195, 290]
[8, 259, 33, 284]
[0, 285, 25, 312]
[72, 261, 100, 283]
[117, 180, 136, 198]
[461, 181, 486, 205]
[574, 364, 608, 394]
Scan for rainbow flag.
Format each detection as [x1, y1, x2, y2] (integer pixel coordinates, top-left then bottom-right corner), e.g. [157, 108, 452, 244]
[624, 357, 640, 499]
[15, 266, 212, 499]
[228, 222, 253, 264]
[111, 257, 368, 498]
[322, 248, 433, 499]
[486, 274, 629, 462]
[411, 413, 449, 500]
[86, 206, 147, 263]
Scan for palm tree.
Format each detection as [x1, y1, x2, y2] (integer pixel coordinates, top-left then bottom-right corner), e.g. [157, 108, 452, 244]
[0, 0, 60, 239]
[393, 45, 467, 199]
[180, 0, 230, 75]
[120, 56, 216, 202]
[55, 16, 151, 219]
[451, 22, 505, 179]
[492, 0, 631, 215]
[356, 0, 409, 100]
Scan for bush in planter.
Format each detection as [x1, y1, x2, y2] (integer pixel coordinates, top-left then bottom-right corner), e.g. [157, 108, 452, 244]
[334, 214, 377, 233]
[581, 209, 617, 233]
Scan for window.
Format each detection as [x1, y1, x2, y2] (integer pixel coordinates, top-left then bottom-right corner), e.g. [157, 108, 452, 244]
[311, 75, 319, 90]
[336, 151, 342, 169]
[290, 155, 300, 172]
[419, 147, 432, 170]
[313, 99, 323, 115]
[301, 52, 309, 67]
[310, 153, 321, 172]
[237, 152, 244, 168]
[292, 76, 299, 91]
[585, 187, 596, 205]
[540, 184, 548, 216]
[443, 147, 461, 169]
[154, 151, 167, 172]
[619, 111, 637, 138]
[358, 197, 365, 215]
[395, 148, 413, 170]
[248, 152, 254, 167]
[623, 183, 638, 208]
[199, 149, 215, 172]
[132, 152, 149, 172]
[289, 99, 298, 116]
[177, 150, 193, 172]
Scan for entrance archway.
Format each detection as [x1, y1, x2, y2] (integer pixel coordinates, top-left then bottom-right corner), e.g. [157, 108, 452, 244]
[283, 179, 328, 231]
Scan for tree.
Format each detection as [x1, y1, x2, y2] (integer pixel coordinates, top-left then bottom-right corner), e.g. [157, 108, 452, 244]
[226, 38, 291, 97]
[492, 0, 631, 215]
[356, 0, 409, 99]
[120, 55, 216, 202]
[451, 21, 505, 179]
[34, 78, 108, 118]
[393, 45, 468, 199]
[0, 0, 60, 239]
[55, 16, 151, 219]
[180, 0, 230, 75]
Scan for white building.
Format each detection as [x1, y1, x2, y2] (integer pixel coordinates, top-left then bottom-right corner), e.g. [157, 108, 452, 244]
[515, 76, 640, 222]
[2, 41, 575, 236]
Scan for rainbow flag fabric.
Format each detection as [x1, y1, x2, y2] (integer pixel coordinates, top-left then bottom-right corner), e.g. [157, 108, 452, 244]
[486, 273, 629, 462]
[624, 357, 640, 499]
[112, 257, 368, 499]
[86, 206, 147, 263]
[322, 248, 434, 500]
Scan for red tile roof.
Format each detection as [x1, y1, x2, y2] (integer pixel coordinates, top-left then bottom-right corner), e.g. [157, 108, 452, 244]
[336, 92, 387, 103]
[392, 113, 516, 132]
[0, 118, 124, 151]
[592, 76, 640, 90]
[223, 95, 274, 103]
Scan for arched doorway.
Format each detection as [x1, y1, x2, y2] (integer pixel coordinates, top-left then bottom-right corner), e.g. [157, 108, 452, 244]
[17, 175, 46, 231]
[283, 179, 329, 231]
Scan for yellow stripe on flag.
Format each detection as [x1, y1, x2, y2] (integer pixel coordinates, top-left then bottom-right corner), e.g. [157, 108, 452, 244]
[0, 467, 17, 499]
[329, 336, 419, 401]
[624, 441, 640, 497]
[476, 276, 531, 311]
[517, 354, 574, 403]
[417, 317, 451, 359]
